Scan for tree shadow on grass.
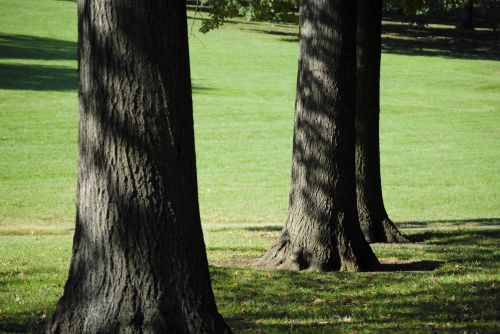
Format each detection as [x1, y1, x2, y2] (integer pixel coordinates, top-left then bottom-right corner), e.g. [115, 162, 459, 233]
[381, 22, 499, 61]
[398, 217, 500, 228]
[408, 229, 500, 244]
[0, 314, 47, 334]
[0, 269, 60, 333]
[192, 85, 216, 94]
[0, 33, 213, 93]
[378, 260, 442, 272]
[210, 264, 499, 332]
[0, 64, 214, 92]
[244, 225, 282, 232]
[0, 33, 76, 61]
[250, 22, 499, 60]
[0, 33, 78, 92]
[1, 227, 497, 333]
[0, 63, 77, 91]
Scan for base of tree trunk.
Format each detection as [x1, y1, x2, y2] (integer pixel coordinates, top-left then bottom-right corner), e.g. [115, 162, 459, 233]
[255, 229, 380, 272]
[47, 302, 231, 334]
[362, 218, 410, 244]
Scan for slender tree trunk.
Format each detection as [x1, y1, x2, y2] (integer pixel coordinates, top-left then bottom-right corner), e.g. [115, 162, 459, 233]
[257, 0, 379, 272]
[355, 0, 409, 244]
[458, 0, 474, 30]
[47, 0, 231, 333]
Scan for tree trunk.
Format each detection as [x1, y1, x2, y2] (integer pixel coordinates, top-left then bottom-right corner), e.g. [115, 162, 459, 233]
[458, 0, 474, 30]
[47, 0, 231, 333]
[257, 0, 379, 272]
[355, 0, 409, 244]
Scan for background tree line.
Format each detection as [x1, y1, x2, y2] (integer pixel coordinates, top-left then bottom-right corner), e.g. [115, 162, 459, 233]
[193, 0, 500, 32]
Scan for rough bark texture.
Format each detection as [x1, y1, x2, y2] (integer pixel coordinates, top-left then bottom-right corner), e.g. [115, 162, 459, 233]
[355, 0, 409, 244]
[47, 0, 231, 333]
[257, 0, 379, 272]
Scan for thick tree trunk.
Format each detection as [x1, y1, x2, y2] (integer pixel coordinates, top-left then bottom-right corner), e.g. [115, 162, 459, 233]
[257, 0, 379, 272]
[47, 0, 231, 333]
[355, 0, 409, 244]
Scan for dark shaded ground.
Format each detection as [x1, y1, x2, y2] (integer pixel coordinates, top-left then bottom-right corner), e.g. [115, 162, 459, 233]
[0, 34, 77, 91]
[1, 229, 499, 333]
[382, 22, 499, 60]
[249, 20, 499, 61]
[212, 229, 499, 332]
[0, 63, 77, 91]
[243, 218, 500, 233]
[408, 228, 500, 244]
[378, 260, 442, 272]
[398, 217, 500, 228]
[0, 33, 76, 61]
[0, 33, 215, 92]
[1, 18, 497, 92]
[0, 314, 45, 334]
[245, 225, 282, 232]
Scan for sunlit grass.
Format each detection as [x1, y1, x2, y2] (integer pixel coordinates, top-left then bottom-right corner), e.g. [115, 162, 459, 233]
[1, 1, 499, 232]
[1, 0, 500, 332]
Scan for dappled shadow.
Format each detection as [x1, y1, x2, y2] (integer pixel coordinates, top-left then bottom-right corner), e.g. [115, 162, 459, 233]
[0, 266, 60, 332]
[40, 1, 231, 330]
[0, 314, 46, 334]
[398, 217, 500, 228]
[250, 21, 499, 60]
[378, 260, 442, 272]
[244, 225, 281, 232]
[0, 63, 77, 91]
[0, 33, 76, 61]
[0, 33, 78, 91]
[207, 246, 266, 252]
[192, 85, 216, 94]
[243, 27, 298, 42]
[210, 263, 499, 332]
[254, 0, 380, 272]
[250, 29, 296, 37]
[186, 14, 274, 28]
[0, 66, 211, 93]
[408, 229, 500, 244]
[382, 22, 499, 60]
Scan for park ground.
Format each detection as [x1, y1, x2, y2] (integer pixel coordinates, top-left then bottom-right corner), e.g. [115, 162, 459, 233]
[0, 0, 499, 332]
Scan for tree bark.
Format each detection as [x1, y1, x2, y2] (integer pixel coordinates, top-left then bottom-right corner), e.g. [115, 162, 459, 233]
[355, 0, 409, 244]
[257, 0, 379, 272]
[458, 0, 474, 30]
[47, 0, 231, 333]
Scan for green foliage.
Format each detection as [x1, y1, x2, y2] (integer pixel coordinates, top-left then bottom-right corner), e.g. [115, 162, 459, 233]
[198, 0, 242, 33]
[385, 0, 500, 29]
[201, 0, 500, 32]
[199, 0, 297, 33]
[385, 0, 467, 16]
[244, 0, 297, 22]
[384, 0, 465, 25]
[476, 0, 500, 30]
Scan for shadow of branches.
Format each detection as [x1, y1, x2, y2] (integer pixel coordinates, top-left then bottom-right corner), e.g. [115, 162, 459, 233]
[251, 20, 499, 60]
[0, 33, 76, 61]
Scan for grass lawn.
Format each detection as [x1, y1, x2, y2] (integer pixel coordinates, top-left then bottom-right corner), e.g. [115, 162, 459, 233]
[1, 227, 499, 333]
[0, 0, 499, 332]
[1, 1, 499, 232]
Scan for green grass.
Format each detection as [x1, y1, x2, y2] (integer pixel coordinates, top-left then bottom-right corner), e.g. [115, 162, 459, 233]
[1, 0, 499, 232]
[1, 227, 499, 333]
[1, 0, 500, 332]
